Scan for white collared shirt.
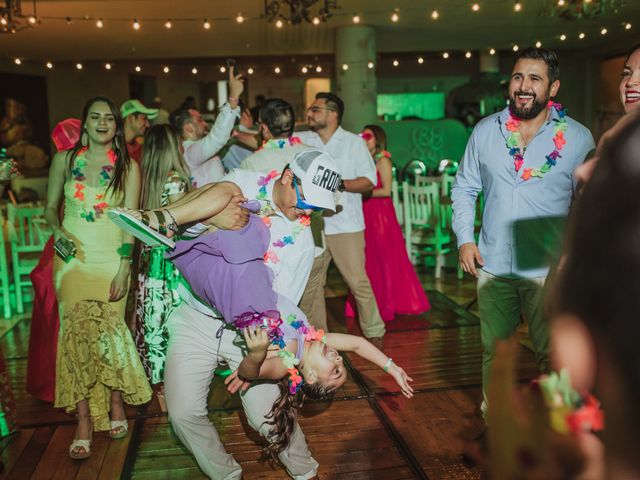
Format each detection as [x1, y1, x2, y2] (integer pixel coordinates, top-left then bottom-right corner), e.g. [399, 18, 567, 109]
[297, 127, 377, 235]
[220, 169, 315, 304]
[184, 103, 240, 187]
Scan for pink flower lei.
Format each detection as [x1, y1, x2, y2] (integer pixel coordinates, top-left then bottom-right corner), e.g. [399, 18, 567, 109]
[506, 101, 568, 181]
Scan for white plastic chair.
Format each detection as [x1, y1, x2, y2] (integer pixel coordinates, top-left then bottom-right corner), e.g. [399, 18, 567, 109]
[402, 181, 462, 279]
[7, 203, 46, 314]
[0, 213, 12, 319]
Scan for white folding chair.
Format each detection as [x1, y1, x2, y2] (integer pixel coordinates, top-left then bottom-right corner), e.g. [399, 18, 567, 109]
[7, 203, 46, 314]
[402, 181, 462, 279]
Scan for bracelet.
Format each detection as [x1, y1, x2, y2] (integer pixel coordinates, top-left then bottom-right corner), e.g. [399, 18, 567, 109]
[383, 357, 393, 372]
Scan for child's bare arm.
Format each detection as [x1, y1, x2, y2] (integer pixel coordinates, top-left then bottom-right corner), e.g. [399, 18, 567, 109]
[237, 326, 290, 381]
[326, 333, 414, 398]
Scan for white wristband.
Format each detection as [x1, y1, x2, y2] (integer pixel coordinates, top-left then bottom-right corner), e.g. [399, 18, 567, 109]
[383, 357, 393, 372]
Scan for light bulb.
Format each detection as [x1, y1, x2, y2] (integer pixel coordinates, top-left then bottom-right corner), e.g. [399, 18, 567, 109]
[558, 0, 566, 6]
[352, 15, 360, 24]
[392, 59, 399, 67]
[133, 19, 140, 30]
[316, 65, 322, 73]
[236, 13, 244, 23]
[46, 61, 53, 69]
[578, 32, 585, 39]
[96, 18, 104, 28]
[220, 66, 226, 73]
[164, 20, 172, 29]
[28, 15, 37, 25]
[342, 63, 349, 71]
[535, 41, 542, 48]
[431, 10, 439, 20]
[163, 66, 170, 73]
[367, 61, 374, 69]
[76, 63, 83, 70]
[302, 66, 308, 73]
[312, 16, 320, 25]
[276, 19, 283, 28]
[442, 52, 449, 59]
[512, 44, 519, 52]
[560, 34, 566, 41]
[625, 22, 632, 30]
[418, 57, 424, 64]
[105, 63, 112, 70]
[203, 20, 211, 29]
[274, 66, 281, 74]
[514, 2, 522, 12]
[600, 27, 608, 35]
[14, 58, 21, 65]
[391, 12, 399, 22]
[472, 3, 480, 12]
[465, 51, 472, 59]
[247, 67, 254, 74]
[135, 65, 141, 72]
[192, 67, 198, 74]
[489, 48, 496, 55]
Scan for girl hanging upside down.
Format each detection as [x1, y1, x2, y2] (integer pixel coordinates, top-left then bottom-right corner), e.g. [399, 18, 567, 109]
[110, 156, 414, 458]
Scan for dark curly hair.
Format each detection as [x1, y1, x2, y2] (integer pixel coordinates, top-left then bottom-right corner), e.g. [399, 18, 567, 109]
[262, 378, 336, 462]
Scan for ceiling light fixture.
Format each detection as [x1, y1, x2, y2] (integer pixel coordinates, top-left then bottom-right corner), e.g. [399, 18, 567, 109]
[545, 0, 621, 21]
[264, 0, 338, 25]
[1, 0, 39, 33]
[431, 10, 439, 19]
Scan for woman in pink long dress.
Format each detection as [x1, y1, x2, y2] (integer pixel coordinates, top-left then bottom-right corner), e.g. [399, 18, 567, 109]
[345, 125, 430, 322]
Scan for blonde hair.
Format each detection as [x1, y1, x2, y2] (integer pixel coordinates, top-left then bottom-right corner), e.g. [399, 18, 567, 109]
[140, 124, 191, 209]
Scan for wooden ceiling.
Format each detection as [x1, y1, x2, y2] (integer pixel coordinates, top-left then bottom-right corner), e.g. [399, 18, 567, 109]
[1, 0, 639, 61]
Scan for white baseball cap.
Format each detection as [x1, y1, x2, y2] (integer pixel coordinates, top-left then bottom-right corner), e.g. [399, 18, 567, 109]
[289, 149, 342, 212]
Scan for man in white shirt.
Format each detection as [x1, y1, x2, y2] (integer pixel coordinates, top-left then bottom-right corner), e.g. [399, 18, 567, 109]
[162, 149, 342, 480]
[171, 69, 244, 187]
[297, 92, 385, 344]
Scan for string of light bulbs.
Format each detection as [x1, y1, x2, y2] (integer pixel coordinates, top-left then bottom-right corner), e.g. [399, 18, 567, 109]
[7, 1, 633, 31]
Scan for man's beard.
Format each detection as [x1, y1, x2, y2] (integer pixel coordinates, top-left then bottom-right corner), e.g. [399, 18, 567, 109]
[509, 90, 550, 120]
[308, 119, 326, 132]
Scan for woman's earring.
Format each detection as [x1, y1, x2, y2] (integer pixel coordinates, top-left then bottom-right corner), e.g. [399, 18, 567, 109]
[81, 130, 88, 146]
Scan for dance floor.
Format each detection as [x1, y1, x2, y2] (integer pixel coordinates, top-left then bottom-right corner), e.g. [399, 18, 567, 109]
[0, 269, 540, 479]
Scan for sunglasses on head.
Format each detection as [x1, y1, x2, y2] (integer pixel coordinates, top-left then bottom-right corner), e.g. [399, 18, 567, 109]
[293, 177, 322, 211]
[359, 131, 375, 141]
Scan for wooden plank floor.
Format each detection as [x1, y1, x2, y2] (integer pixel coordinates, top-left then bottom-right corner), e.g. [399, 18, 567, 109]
[0, 269, 541, 479]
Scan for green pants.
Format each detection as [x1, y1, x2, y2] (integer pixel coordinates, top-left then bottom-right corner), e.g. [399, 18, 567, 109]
[477, 269, 550, 419]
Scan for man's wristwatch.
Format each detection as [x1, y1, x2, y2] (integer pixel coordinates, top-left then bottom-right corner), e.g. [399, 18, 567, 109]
[338, 179, 346, 192]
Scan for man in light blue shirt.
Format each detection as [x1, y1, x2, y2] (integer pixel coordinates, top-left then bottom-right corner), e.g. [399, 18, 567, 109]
[452, 47, 595, 418]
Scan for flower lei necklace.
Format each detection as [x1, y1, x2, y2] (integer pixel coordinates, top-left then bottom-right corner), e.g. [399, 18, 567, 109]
[374, 150, 392, 163]
[256, 170, 311, 265]
[259, 136, 302, 151]
[233, 310, 326, 394]
[506, 101, 567, 181]
[536, 369, 604, 435]
[72, 147, 117, 222]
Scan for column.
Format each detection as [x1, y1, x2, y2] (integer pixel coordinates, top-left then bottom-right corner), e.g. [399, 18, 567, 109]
[334, 25, 377, 132]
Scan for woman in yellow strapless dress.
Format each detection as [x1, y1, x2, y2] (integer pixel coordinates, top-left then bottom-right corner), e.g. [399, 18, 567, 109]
[45, 97, 151, 460]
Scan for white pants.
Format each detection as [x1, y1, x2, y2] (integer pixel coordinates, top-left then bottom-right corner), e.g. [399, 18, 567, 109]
[164, 303, 319, 480]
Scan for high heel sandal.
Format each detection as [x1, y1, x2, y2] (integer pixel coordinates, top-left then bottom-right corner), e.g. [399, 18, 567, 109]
[108, 208, 177, 249]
